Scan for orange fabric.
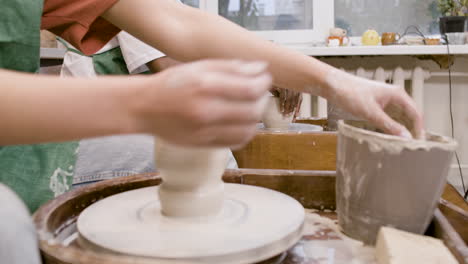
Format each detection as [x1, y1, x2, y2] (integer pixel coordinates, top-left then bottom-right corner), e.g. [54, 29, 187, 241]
[41, 0, 121, 55]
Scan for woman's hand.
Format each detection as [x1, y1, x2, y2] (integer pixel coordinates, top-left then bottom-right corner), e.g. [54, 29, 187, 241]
[323, 69, 424, 139]
[133, 60, 272, 147]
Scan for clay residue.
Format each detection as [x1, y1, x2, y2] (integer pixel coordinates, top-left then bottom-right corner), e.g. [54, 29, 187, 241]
[49, 167, 73, 197]
[286, 210, 376, 264]
[338, 121, 457, 155]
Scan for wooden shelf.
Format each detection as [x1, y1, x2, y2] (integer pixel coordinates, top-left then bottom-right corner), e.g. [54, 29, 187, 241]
[41, 45, 468, 60]
[287, 44, 468, 57]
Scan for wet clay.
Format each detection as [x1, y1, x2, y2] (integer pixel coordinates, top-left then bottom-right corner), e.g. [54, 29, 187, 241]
[155, 141, 229, 218]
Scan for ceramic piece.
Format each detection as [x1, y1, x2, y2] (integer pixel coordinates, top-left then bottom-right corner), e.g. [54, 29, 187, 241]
[425, 38, 441, 45]
[330, 27, 347, 37]
[362, 30, 380, 46]
[381, 32, 400, 45]
[327, 37, 341, 47]
[328, 27, 349, 47]
[446, 32, 466, 45]
[402, 36, 425, 45]
[349, 37, 362, 46]
[262, 96, 294, 130]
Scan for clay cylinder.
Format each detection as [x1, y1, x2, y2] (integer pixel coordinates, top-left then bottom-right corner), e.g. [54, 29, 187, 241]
[336, 120, 457, 244]
[262, 96, 293, 130]
[155, 139, 229, 218]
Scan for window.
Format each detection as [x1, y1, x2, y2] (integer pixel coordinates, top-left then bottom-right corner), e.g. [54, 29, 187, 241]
[335, 0, 441, 36]
[180, 0, 199, 8]
[219, 0, 314, 31]
[218, 0, 333, 43]
[182, 0, 441, 43]
[183, 0, 333, 44]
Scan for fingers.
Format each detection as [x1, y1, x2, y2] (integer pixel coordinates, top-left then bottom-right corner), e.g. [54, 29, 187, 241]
[199, 71, 272, 101]
[191, 95, 268, 125]
[356, 81, 425, 139]
[151, 59, 276, 147]
[193, 124, 258, 148]
[366, 104, 413, 138]
[325, 71, 425, 139]
[377, 86, 425, 139]
[390, 91, 425, 139]
[196, 60, 269, 77]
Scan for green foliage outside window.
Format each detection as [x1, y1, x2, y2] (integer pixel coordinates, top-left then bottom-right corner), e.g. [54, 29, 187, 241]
[438, 0, 468, 16]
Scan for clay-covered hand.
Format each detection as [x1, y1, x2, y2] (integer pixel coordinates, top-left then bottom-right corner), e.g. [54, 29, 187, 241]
[135, 60, 272, 147]
[270, 86, 302, 117]
[323, 69, 424, 139]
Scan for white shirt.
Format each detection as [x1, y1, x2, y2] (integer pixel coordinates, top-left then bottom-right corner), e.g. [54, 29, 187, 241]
[60, 31, 166, 77]
[60, 31, 170, 185]
[61, 0, 186, 77]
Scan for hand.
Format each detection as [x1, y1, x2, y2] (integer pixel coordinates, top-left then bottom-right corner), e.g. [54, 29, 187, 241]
[270, 86, 302, 118]
[134, 60, 272, 147]
[324, 69, 424, 139]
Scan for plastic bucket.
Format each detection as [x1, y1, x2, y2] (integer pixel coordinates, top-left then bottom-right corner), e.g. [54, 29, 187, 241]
[336, 120, 457, 244]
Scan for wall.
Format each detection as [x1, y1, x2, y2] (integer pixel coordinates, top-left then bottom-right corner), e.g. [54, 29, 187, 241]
[335, 0, 440, 36]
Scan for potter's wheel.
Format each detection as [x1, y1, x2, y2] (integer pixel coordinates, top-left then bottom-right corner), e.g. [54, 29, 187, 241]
[257, 123, 323, 133]
[77, 183, 305, 264]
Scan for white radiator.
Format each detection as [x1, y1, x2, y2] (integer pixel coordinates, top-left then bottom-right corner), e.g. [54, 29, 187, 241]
[299, 67, 431, 118]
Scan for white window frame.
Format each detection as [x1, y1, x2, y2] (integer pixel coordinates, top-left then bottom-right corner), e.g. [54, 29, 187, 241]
[198, 0, 334, 44]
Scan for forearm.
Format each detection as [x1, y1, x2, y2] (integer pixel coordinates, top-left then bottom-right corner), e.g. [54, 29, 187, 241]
[103, 1, 423, 138]
[102, 0, 335, 97]
[146, 56, 181, 73]
[0, 70, 144, 145]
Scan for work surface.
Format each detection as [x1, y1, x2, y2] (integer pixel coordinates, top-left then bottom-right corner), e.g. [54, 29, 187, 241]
[34, 170, 467, 264]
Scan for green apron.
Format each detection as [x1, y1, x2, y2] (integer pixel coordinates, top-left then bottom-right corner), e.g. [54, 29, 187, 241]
[0, 0, 78, 213]
[93, 47, 131, 75]
[58, 37, 132, 75]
